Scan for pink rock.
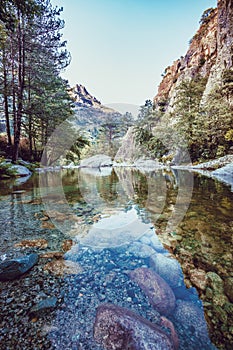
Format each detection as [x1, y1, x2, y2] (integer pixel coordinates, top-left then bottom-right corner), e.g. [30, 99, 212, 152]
[94, 303, 174, 350]
[129, 267, 176, 316]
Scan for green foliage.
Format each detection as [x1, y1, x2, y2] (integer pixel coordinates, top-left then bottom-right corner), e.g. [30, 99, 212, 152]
[0, 0, 73, 162]
[136, 70, 233, 163]
[171, 76, 207, 161]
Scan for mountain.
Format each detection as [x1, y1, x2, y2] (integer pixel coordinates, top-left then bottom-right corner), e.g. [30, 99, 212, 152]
[68, 84, 121, 129]
[153, 0, 233, 110]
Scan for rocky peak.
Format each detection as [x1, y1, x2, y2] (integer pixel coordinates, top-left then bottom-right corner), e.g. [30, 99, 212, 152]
[68, 84, 102, 109]
[154, 0, 233, 109]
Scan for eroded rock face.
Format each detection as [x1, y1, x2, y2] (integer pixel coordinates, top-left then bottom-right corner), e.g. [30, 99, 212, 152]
[154, 0, 233, 109]
[129, 267, 176, 316]
[114, 127, 138, 164]
[94, 303, 174, 350]
[0, 253, 38, 281]
[154, 8, 218, 109]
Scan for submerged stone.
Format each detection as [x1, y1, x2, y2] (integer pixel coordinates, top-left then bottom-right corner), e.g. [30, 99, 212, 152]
[173, 300, 210, 342]
[14, 239, 48, 249]
[129, 267, 176, 316]
[0, 253, 38, 281]
[150, 253, 184, 288]
[29, 296, 58, 317]
[43, 258, 83, 276]
[94, 303, 174, 350]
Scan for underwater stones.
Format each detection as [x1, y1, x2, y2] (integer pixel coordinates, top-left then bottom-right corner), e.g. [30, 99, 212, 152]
[139, 229, 166, 253]
[129, 267, 176, 316]
[61, 239, 74, 252]
[173, 300, 209, 341]
[40, 252, 64, 259]
[94, 303, 174, 350]
[29, 296, 58, 317]
[127, 242, 156, 258]
[0, 253, 38, 281]
[40, 221, 56, 230]
[14, 239, 48, 249]
[43, 258, 83, 276]
[150, 253, 184, 288]
[160, 316, 179, 350]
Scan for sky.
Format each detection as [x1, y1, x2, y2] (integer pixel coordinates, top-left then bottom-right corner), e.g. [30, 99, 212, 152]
[51, 0, 217, 110]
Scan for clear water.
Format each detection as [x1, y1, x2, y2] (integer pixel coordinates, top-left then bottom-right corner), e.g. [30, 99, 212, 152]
[0, 167, 232, 349]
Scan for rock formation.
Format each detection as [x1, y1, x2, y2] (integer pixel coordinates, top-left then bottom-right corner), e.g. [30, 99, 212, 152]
[154, 0, 233, 109]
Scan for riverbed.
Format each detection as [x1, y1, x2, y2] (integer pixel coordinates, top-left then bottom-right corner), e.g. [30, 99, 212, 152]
[0, 167, 232, 349]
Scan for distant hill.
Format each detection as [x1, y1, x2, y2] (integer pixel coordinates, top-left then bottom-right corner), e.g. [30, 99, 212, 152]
[68, 84, 122, 129]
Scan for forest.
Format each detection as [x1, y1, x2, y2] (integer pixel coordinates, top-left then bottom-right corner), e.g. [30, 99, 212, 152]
[0, 0, 74, 162]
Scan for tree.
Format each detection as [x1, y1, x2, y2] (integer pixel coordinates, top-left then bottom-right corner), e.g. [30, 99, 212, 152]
[171, 76, 207, 160]
[0, 0, 73, 162]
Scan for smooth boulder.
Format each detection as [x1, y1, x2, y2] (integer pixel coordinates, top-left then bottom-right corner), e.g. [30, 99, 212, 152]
[150, 253, 184, 288]
[11, 164, 32, 177]
[0, 253, 38, 281]
[129, 267, 176, 316]
[173, 300, 210, 342]
[80, 154, 113, 168]
[94, 303, 174, 350]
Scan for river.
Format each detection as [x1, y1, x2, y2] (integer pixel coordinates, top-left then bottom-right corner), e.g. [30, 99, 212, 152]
[0, 167, 232, 349]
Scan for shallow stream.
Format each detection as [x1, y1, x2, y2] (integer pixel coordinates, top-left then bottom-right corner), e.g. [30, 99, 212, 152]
[0, 167, 232, 349]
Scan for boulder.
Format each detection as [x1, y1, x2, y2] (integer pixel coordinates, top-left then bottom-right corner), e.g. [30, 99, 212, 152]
[129, 267, 176, 316]
[29, 296, 58, 317]
[134, 158, 162, 171]
[0, 253, 38, 281]
[127, 242, 156, 258]
[94, 303, 174, 350]
[11, 164, 32, 177]
[80, 154, 113, 168]
[150, 253, 184, 288]
[173, 300, 210, 342]
[212, 163, 233, 191]
[139, 229, 166, 253]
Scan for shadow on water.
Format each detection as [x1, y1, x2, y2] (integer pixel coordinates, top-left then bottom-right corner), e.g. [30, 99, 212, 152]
[0, 167, 232, 349]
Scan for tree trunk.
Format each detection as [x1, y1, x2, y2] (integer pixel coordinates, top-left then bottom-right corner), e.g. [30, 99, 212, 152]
[12, 9, 25, 162]
[2, 46, 12, 147]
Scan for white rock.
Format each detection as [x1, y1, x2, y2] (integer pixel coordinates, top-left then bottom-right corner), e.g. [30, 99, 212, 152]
[80, 154, 113, 168]
[11, 165, 32, 177]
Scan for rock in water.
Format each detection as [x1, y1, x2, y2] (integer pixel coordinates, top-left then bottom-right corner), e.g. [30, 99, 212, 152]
[173, 300, 210, 343]
[29, 296, 58, 317]
[129, 267, 176, 316]
[11, 164, 32, 177]
[150, 253, 184, 288]
[0, 253, 38, 281]
[94, 303, 174, 350]
[80, 154, 113, 168]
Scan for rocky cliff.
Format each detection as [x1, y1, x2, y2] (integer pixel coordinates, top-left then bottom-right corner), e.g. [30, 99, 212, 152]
[154, 0, 233, 109]
[68, 84, 121, 128]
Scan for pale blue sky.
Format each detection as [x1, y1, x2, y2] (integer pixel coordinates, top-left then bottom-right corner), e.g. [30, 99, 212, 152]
[51, 0, 216, 107]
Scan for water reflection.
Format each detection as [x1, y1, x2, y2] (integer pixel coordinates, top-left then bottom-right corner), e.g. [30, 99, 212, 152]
[0, 167, 232, 349]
